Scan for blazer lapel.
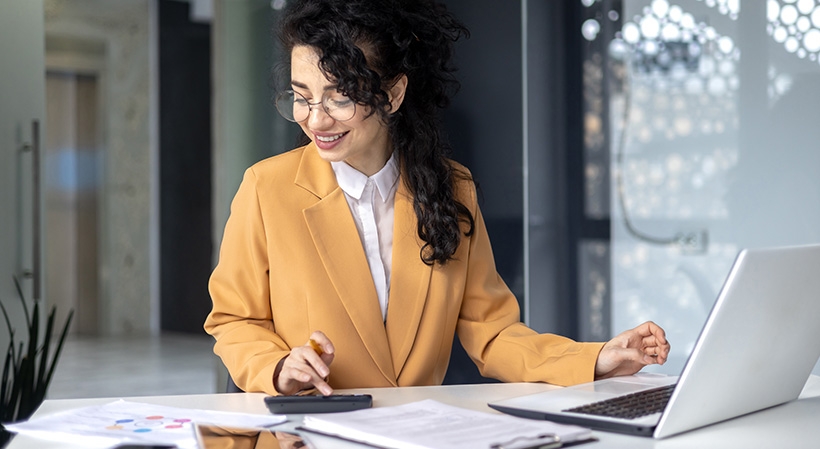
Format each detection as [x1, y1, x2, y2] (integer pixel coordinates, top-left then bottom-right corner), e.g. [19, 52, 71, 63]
[296, 145, 397, 384]
[385, 179, 433, 377]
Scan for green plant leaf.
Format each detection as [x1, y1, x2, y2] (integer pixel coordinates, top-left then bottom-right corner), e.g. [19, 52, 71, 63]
[43, 309, 73, 396]
[11, 276, 31, 327]
[2, 275, 74, 422]
[1, 344, 14, 422]
[0, 298, 13, 342]
[35, 307, 56, 395]
[17, 302, 39, 419]
[0, 298, 17, 383]
[7, 350, 24, 422]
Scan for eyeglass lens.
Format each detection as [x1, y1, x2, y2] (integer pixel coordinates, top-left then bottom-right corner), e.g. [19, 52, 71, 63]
[275, 90, 356, 122]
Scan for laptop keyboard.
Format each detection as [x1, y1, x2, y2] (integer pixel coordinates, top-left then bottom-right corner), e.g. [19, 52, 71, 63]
[563, 384, 677, 420]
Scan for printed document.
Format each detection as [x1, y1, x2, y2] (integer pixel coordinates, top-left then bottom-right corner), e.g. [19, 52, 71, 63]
[300, 399, 591, 449]
[4, 399, 284, 448]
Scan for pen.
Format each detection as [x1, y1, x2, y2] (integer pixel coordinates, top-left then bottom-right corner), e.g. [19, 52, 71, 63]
[490, 434, 562, 449]
[309, 338, 324, 356]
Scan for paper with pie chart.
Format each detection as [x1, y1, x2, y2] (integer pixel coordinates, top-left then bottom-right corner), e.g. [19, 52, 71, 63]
[5, 399, 285, 448]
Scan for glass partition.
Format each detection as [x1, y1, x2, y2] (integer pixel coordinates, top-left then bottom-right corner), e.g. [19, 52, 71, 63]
[582, 0, 820, 373]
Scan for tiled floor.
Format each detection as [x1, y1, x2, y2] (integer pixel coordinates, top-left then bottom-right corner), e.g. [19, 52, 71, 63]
[46, 332, 222, 400]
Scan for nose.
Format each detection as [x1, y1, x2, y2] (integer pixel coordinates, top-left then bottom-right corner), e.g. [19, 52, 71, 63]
[306, 104, 335, 129]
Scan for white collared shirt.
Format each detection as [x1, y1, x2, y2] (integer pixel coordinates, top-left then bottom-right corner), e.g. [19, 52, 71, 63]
[331, 153, 399, 321]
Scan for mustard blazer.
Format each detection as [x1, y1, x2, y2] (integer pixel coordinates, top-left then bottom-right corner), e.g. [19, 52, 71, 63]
[205, 143, 604, 394]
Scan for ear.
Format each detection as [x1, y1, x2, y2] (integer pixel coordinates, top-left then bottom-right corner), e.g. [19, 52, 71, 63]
[387, 74, 408, 113]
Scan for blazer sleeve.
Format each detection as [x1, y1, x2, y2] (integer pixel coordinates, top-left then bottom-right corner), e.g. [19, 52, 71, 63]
[204, 167, 289, 394]
[455, 185, 605, 387]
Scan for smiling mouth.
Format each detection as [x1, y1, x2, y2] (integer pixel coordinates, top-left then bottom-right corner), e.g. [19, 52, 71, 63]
[315, 132, 348, 142]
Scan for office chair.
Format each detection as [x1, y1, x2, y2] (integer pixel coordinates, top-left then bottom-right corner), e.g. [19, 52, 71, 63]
[226, 373, 245, 393]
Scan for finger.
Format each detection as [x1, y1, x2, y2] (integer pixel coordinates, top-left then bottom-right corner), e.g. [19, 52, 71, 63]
[642, 343, 668, 358]
[309, 331, 336, 355]
[642, 347, 669, 365]
[641, 353, 658, 365]
[288, 364, 332, 395]
[645, 346, 665, 359]
[285, 366, 314, 385]
[312, 376, 334, 396]
[642, 321, 667, 343]
[320, 350, 335, 368]
[280, 358, 330, 395]
[640, 331, 669, 347]
[617, 347, 657, 367]
[281, 347, 329, 382]
[277, 366, 311, 395]
[640, 335, 659, 347]
[296, 346, 330, 378]
[656, 344, 671, 364]
[633, 321, 658, 339]
[646, 338, 671, 357]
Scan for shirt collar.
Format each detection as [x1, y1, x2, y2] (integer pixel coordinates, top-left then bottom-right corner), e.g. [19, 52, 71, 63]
[331, 152, 399, 202]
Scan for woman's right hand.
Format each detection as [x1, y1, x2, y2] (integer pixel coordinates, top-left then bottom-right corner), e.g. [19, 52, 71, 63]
[274, 331, 335, 396]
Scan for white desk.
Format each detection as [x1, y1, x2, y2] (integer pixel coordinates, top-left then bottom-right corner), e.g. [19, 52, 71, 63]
[7, 375, 820, 448]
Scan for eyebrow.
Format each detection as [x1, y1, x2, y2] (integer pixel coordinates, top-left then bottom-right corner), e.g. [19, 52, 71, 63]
[291, 80, 338, 91]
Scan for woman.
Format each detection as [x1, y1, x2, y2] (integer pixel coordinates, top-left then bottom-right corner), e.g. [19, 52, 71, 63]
[204, 0, 670, 396]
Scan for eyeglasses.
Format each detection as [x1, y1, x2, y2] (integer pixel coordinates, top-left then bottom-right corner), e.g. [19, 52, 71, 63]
[275, 89, 357, 122]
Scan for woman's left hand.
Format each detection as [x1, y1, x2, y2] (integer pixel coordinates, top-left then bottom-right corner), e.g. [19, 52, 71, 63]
[594, 321, 671, 379]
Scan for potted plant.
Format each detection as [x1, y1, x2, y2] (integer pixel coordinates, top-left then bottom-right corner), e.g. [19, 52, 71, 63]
[0, 276, 73, 445]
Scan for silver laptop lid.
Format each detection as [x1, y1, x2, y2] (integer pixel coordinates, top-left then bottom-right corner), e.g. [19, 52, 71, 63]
[655, 244, 820, 438]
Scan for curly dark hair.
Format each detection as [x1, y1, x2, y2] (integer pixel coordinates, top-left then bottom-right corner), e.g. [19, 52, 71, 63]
[278, 0, 474, 265]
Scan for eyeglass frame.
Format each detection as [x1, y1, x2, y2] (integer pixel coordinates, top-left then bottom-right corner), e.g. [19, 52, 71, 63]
[275, 89, 357, 123]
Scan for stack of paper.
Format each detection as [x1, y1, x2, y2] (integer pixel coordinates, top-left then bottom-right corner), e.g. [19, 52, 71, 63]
[300, 399, 592, 449]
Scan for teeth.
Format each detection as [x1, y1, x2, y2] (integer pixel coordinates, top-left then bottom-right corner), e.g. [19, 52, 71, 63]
[316, 133, 344, 142]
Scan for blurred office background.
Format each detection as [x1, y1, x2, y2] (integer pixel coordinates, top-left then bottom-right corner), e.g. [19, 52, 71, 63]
[1, 0, 818, 399]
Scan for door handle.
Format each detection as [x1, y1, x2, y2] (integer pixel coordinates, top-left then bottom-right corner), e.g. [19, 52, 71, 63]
[21, 120, 41, 301]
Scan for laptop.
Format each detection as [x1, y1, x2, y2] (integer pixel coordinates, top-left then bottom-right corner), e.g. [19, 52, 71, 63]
[490, 244, 820, 438]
